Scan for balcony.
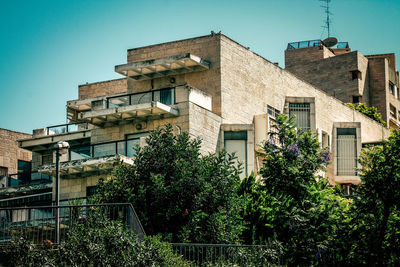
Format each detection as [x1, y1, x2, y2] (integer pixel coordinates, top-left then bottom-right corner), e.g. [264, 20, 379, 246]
[67, 87, 179, 127]
[37, 135, 146, 177]
[38, 154, 134, 178]
[0, 172, 53, 203]
[46, 123, 88, 136]
[19, 122, 90, 151]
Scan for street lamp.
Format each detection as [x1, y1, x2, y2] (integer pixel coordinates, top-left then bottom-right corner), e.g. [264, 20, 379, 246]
[54, 141, 69, 244]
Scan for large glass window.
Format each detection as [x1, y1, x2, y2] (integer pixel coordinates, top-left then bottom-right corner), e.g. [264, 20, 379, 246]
[93, 143, 116, 158]
[130, 92, 152, 105]
[224, 131, 247, 178]
[70, 146, 91, 160]
[126, 133, 148, 157]
[337, 128, 357, 176]
[289, 103, 310, 131]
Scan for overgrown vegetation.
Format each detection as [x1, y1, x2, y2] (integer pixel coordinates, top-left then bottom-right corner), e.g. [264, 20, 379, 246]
[345, 102, 387, 126]
[0, 215, 187, 267]
[3, 118, 400, 265]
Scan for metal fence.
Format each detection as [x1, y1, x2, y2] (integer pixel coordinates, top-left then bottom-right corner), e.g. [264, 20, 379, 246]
[0, 203, 145, 245]
[171, 243, 282, 266]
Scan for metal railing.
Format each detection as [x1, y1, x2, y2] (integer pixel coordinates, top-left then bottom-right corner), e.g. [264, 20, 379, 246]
[0, 203, 145, 245]
[287, 40, 349, 50]
[171, 243, 282, 266]
[106, 87, 176, 108]
[46, 123, 88, 136]
[287, 40, 322, 50]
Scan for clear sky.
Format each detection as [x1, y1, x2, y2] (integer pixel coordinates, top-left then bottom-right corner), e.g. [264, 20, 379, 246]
[0, 0, 399, 133]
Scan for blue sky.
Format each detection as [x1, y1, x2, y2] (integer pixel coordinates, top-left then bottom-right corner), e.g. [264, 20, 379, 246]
[0, 0, 399, 133]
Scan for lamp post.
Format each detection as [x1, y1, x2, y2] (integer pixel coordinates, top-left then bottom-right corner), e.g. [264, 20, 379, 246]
[54, 141, 69, 244]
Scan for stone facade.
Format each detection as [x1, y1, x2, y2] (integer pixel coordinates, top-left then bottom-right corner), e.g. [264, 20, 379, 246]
[285, 41, 400, 128]
[0, 128, 31, 177]
[78, 78, 127, 100]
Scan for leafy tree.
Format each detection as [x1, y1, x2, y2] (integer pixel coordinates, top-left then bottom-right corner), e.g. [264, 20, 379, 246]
[239, 114, 350, 265]
[92, 124, 244, 244]
[345, 103, 387, 126]
[347, 129, 400, 264]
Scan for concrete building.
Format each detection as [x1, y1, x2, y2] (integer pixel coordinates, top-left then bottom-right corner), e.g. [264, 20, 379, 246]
[0, 129, 52, 207]
[285, 39, 400, 129]
[15, 33, 390, 204]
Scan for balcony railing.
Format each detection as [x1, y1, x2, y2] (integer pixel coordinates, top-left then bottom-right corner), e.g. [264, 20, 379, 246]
[0, 203, 145, 245]
[46, 123, 88, 136]
[4, 172, 52, 188]
[106, 87, 175, 109]
[287, 40, 349, 50]
[68, 135, 145, 162]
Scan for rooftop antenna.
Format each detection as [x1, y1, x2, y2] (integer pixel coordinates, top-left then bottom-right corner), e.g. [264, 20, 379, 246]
[320, 0, 338, 47]
[320, 0, 332, 38]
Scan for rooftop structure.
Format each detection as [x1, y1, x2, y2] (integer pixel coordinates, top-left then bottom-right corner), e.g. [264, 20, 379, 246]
[285, 38, 400, 129]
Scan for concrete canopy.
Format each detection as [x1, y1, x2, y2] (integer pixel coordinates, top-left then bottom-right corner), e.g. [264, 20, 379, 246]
[115, 53, 210, 80]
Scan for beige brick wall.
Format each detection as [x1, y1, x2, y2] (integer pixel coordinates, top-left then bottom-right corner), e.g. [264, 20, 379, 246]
[285, 45, 334, 68]
[286, 51, 369, 104]
[369, 57, 389, 123]
[78, 78, 127, 100]
[0, 129, 32, 175]
[126, 34, 222, 116]
[55, 173, 109, 201]
[188, 102, 222, 155]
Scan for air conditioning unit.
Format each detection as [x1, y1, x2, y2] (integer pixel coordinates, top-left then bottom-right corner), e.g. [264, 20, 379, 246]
[135, 122, 147, 131]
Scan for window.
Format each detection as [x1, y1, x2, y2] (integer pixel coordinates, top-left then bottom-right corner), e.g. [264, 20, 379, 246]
[352, 95, 360, 104]
[321, 131, 330, 149]
[93, 143, 116, 158]
[42, 153, 53, 165]
[70, 145, 91, 160]
[126, 133, 148, 157]
[267, 105, 280, 118]
[86, 186, 97, 198]
[350, 70, 361, 80]
[397, 87, 400, 100]
[224, 131, 247, 178]
[154, 88, 175, 105]
[390, 104, 396, 119]
[0, 167, 7, 177]
[340, 184, 356, 196]
[337, 128, 357, 176]
[389, 82, 395, 96]
[289, 103, 310, 131]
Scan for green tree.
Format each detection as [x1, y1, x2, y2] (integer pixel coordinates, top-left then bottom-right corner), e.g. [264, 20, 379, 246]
[239, 114, 350, 265]
[93, 124, 244, 244]
[345, 103, 387, 126]
[348, 129, 400, 264]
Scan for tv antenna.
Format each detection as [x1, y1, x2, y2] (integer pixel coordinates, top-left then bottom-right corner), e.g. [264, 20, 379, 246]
[320, 0, 332, 38]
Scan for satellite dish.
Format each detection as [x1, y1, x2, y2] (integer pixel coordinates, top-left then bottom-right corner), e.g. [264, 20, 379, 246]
[323, 37, 338, 47]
